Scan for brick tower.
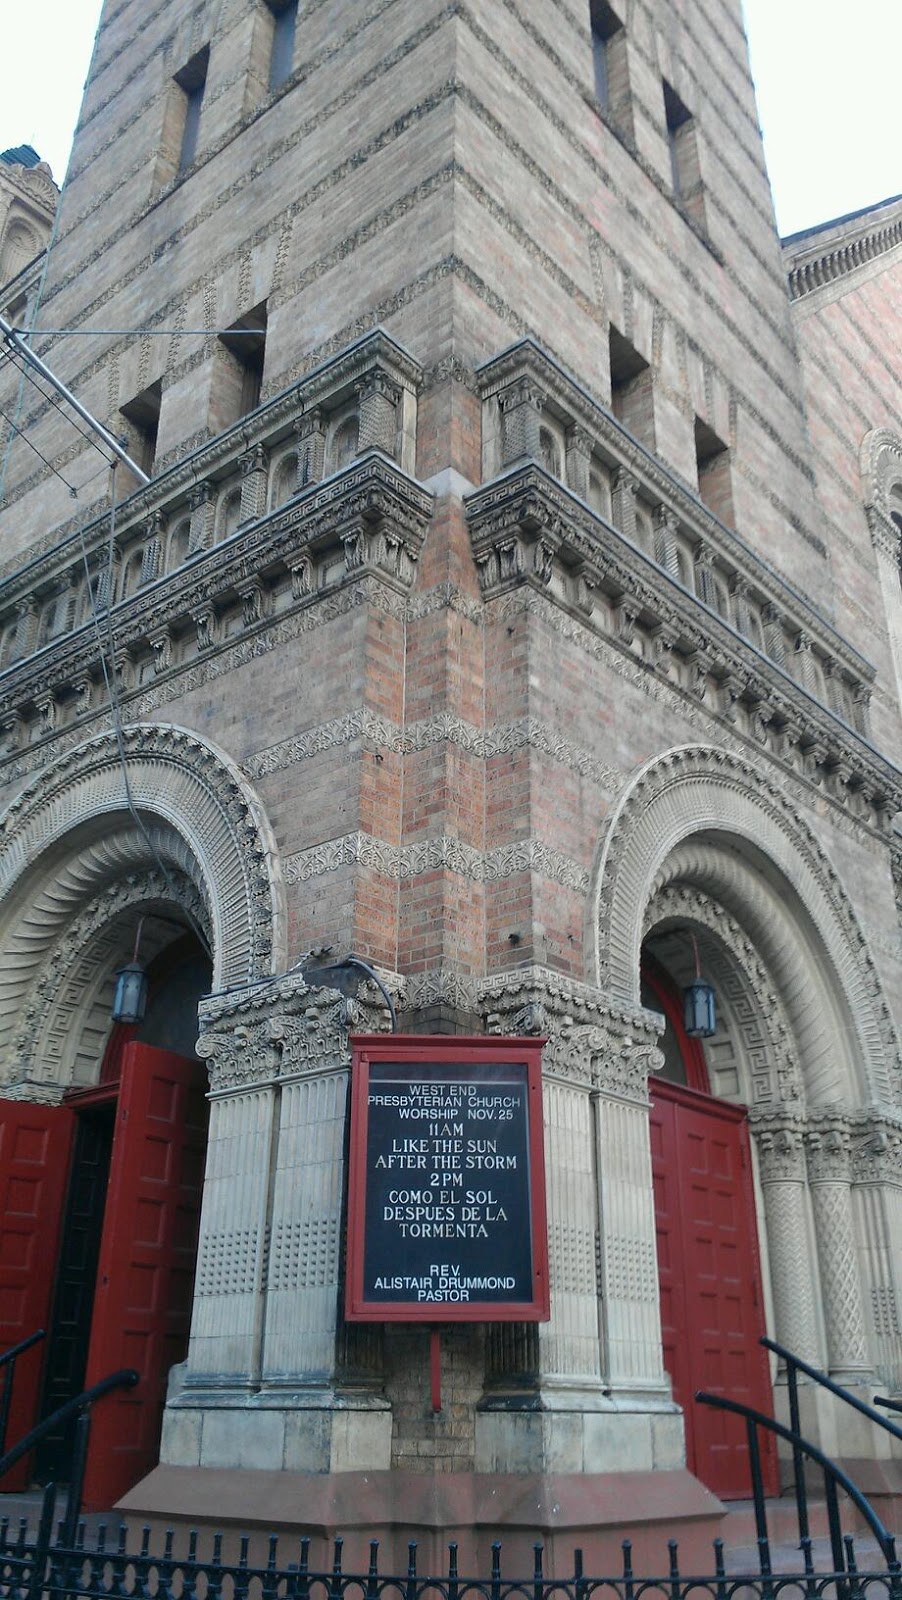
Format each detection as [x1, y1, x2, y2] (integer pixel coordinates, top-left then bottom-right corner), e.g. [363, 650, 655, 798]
[2, 0, 902, 1562]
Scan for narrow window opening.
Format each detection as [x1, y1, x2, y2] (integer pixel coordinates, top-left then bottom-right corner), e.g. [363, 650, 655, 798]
[120, 381, 162, 477]
[590, 0, 623, 107]
[219, 302, 268, 418]
[663, 81, 691, 196]
[268, 0, 298, 91]
[695, 418, 734, 526]
[175, 47, 209, 173]
[609, 327, 654, 446]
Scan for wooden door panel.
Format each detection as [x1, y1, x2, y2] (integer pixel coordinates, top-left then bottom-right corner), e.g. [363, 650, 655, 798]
[81, 1044, 208, 1509]
[651, 1079, 777, 1499]
[0, 1102, 74, 1488]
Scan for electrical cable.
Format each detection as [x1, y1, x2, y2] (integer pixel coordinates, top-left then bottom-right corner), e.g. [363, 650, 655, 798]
[0, 400, 79, 495]
[4, 347, 112, 461]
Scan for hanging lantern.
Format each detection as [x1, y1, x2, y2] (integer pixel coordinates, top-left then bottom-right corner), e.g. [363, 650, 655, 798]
[111, 959, 148, 1023]
[682, 931, 717, 1038]
[683, 976, 716, 1038]
[111, 915, 148, 1023]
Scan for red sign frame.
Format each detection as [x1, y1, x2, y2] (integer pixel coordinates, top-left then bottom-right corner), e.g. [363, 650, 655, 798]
[346, 1035, 549, 1323]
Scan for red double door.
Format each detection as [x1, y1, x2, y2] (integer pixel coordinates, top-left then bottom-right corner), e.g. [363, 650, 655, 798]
[0, 1043, 207, 1507]
[650, 1078, 777, 1499]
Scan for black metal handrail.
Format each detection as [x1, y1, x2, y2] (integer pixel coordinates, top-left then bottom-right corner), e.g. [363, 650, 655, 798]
[763, 1335, 902, 1447]
[0, 1330, 44, 1457]
[0, 1366, 138, 1542]
[875, 1395, 902, 1418]
[695, 1387, 902, 1594]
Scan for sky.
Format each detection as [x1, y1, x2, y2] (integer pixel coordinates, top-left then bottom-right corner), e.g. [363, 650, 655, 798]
[1, 2, 900, 241]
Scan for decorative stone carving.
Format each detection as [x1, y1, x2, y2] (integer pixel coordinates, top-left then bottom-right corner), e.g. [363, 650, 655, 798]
[0, 723, 285, 1007]
[592, 744, 902, 1110]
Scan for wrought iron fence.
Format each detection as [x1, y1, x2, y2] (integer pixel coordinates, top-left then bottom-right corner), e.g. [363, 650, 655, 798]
[2, 1493, 902, 1600]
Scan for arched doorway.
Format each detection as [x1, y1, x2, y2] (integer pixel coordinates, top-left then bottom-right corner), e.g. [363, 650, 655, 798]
[1, 923, 212, 1507]
[0, 724, 285, 1504]
[641, 954, 777, 1498]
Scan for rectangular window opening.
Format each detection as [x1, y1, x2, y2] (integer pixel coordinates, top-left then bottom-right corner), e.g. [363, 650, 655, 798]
[120, 381, 162, 477]
[268, 0, 298, 91]
[609, 327, 653, 447]
[695, 418, 734, 525]
[175, 47, 209, 173]
[590, 0, 623, 107]
[219, 302, 268, 418]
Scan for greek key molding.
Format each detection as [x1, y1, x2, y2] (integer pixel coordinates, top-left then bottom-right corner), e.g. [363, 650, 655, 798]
[645, 882, 804, 1108]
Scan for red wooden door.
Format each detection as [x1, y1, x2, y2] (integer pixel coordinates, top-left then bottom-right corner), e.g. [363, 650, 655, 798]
[0, 1102, 74, 1488]
[650, 1078, 777, 1499]
[81, 1043, 208, 1509]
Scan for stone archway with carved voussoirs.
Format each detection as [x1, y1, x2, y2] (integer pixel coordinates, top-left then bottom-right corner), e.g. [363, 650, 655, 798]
[592, 744, 900, 1491]
[0, 723, 285, 1506]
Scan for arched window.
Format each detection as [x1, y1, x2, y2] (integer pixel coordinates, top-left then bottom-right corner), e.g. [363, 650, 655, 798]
[168, 519, 191, 569]
[538, 426, 561, 478]
[328, 413, 359, 473]
[217, 488, 242, 543]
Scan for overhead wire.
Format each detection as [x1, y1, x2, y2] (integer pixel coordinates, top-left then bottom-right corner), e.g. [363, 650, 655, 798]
[0, 399, 79, 496]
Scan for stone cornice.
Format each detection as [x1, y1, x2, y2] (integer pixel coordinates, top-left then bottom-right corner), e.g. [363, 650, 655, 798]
[0, 326, 422, 592]
[0, 452, 433, 759]
[465, 465, 898, 828]
[476, 338, 868, 684]
[784, 198, 902, 304]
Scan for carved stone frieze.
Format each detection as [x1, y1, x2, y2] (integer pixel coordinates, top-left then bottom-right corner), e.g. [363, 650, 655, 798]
[481, 965, 663, 1102]
[196, 964, 400, 1092]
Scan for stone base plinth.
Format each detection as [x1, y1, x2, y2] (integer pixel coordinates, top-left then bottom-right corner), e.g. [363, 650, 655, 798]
[159, 1397, 392, 1475]
[475, 1400, 685, 1475]
[117, 1467, 725, 1574]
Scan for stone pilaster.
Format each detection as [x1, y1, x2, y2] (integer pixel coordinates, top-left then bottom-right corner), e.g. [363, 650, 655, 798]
[565, 425, 593, 500]
[295, 407, 327, 488]
[239, 444, 268, 522]
[188, 481, 215, 553]
[357, 372, 400, 457]
[498, 379, 544, 466]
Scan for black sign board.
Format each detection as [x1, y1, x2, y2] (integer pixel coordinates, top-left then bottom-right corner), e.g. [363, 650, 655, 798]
[346, 1036, 549, 1322]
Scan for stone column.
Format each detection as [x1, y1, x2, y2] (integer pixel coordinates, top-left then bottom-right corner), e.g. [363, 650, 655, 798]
[751, 1116, 821, 1362]
[181, 1010, 281, 1400]
[851, 1119, 902, 1390]
[162, 978, 394, 1475]
[479, 974, 680, 1475]
[805, 1119, 871, 1382]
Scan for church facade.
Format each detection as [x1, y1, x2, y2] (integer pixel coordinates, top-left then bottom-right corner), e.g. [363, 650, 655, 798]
[1, 0, 901, 1554]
